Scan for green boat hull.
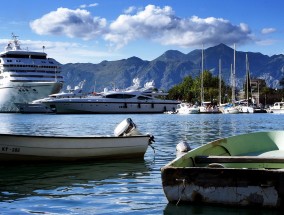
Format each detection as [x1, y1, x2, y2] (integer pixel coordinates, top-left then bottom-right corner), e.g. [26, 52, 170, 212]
[161, 131, 284, 208]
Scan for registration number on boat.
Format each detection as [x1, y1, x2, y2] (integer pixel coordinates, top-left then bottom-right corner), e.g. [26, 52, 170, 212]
[1, 147, 20, 153]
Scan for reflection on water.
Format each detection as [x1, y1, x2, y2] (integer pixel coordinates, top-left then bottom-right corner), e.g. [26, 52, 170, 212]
[1, 113, 284, 214]
[0, 160, 149, 200]
[0, 160, 154, 214]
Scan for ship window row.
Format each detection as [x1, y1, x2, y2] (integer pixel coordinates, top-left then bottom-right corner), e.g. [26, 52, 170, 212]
[11, 80, 64, 83]
[6, 70, 60, 73]
[104, 94, 136, 99]
[137, 96, 153, 100]
[1, 54, 47, 59]
[3, 64, 59, 69]
[10, 75, 63, 79]
[0, 59, 54, 64]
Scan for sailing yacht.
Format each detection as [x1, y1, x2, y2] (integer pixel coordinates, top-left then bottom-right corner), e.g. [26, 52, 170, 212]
[238, 54, 254, 113]
[221, 44, 239, 114]
[0, 34, 63, 112]
[199, 45, 221, 114]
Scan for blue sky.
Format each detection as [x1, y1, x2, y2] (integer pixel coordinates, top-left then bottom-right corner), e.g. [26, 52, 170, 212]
[0, 0, 283, 64]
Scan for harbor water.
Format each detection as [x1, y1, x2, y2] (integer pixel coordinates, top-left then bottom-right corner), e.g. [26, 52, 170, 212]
[0, 113, 283, 215]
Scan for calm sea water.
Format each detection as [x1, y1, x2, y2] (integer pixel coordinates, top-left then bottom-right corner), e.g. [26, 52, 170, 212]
[0, 113, 283, 215]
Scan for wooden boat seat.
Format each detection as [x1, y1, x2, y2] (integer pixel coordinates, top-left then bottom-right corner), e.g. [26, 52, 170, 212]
[195, 155, 284, 164]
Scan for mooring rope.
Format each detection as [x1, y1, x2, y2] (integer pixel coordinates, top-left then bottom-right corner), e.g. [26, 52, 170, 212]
[176, 178, 186, 206]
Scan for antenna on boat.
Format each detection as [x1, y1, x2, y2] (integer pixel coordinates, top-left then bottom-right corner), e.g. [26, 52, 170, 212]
[11, 33, 21, 50]
[42, 46, 45, 53]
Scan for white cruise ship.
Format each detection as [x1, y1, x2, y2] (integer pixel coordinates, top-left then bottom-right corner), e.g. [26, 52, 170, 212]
[0, 34, 63, 112]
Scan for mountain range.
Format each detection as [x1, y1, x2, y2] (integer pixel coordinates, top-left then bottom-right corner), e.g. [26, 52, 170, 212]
[61, 43, 284, 92]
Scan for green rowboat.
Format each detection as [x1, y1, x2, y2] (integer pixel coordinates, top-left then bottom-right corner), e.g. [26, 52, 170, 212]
[161, 131, 284, 208]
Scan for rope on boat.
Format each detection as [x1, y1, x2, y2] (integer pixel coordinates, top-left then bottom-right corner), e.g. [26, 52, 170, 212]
[176, 178, 186, 206]
[149, 144, 156, 154]
[148, 134, 156, 155]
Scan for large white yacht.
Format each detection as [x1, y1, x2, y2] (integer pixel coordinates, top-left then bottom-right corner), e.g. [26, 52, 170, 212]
[41, 79, 180, 114]
[0, 34, 63, 112]
[14, 81, 86, 113]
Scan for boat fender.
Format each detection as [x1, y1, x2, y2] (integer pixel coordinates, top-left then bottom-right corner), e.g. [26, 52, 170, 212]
[114, 118, 137, 137]
[176, 141, 191, 152]
[147, 134, 156, 154]
[148, 134, 155, 145]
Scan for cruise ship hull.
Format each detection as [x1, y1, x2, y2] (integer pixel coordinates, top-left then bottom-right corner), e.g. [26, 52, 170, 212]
[0, 82, 62, 112]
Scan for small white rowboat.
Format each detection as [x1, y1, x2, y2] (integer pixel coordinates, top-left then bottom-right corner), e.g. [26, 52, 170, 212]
[0, 118, 154, 162]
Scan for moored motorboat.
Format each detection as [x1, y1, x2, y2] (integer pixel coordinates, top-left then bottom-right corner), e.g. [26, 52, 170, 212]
[14, 80, 87, 113]
[176, 103, 199, 114]
[238, 105, 254, 113]
[221, 104, 239, 114]
[269, 102, 284, 114]
[161, 131, 284, 208]
[0, 118, 154, 162]
[14, 102, 54, 113]
[199, 102, 221, 114]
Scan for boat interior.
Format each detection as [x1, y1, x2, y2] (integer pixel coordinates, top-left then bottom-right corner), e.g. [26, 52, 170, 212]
[168, 131, 284, 169]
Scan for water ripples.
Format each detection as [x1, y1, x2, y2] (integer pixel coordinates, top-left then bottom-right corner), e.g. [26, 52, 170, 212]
[1, 113, 284, 214]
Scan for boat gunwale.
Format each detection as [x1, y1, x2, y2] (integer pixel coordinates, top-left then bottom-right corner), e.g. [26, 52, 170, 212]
[163, 131, 284, 168]
[0, 133, 151, 139]
[195, 155, 284, 163]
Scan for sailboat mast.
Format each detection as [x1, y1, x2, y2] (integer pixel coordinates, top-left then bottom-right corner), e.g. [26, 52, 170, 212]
[232, 44, 236, 103]
[200, 45, 204, 104]
[219, 58, 222, 105]
[246, 54, 249, 105]
[230, 63, 233, 89]
[245, 53, 252, 106]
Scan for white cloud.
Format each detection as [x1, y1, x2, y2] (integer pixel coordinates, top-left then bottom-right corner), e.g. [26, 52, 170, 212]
[104, 5, 177, 48]
[80, 4, 87, 9]
[80, 3, 99, 9]
[30, 7, 107, 40]
[0, 38, 120, 64]
[105, 5, 252, 48]
[124, 6, 136, 14]
[30, 5, 252, 49]
[261, 28, 276, 34]
[256, 39, 278, 46]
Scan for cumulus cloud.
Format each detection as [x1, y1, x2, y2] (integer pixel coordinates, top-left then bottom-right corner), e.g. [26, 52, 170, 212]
[261, 28, 276, 34]
[104, 5, 252, 48]
[30, 7, 107, 40]
[104, 5, 175, 48]
[30, 5, 252, 48]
